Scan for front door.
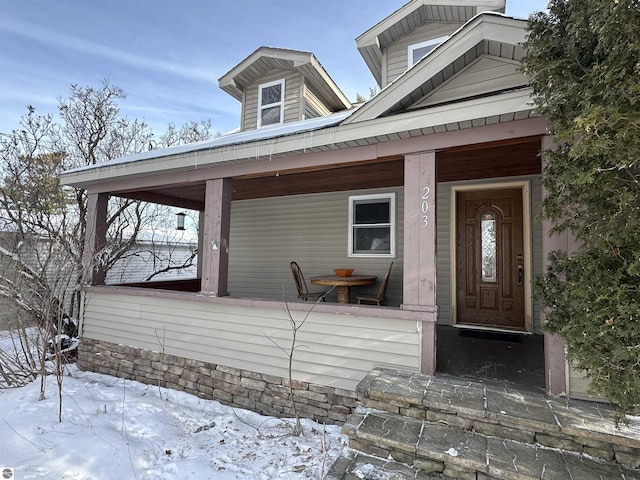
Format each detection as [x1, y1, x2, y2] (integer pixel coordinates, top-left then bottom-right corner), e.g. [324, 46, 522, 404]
[455, 188, 525, 330]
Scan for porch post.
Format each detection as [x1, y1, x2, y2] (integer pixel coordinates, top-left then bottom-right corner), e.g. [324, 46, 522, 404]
[83, 192, 108, 285]
[201, 178, 232, 296]
[403, 151, 437, 376]
[541, 135, 572, 395]
[197, 211, 205, 279]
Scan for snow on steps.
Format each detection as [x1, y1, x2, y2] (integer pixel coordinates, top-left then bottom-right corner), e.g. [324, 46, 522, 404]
[327, 368, 640, 480]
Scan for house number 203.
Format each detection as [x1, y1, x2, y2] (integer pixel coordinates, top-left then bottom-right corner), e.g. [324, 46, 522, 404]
[422, 186, 430, 228]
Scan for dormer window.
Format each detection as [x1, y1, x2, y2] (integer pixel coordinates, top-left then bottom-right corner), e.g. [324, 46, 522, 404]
[258, 79, 285, 127]
[408, 36, 449, 67]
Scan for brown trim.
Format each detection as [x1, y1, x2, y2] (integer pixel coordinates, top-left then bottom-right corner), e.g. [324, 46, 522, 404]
[231, 158, 404, 200]
[437, 136, 542, 183]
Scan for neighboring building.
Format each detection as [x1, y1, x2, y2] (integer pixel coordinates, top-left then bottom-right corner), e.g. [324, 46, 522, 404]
[0, 225, 197, 327]
[60, 0, 586, 424]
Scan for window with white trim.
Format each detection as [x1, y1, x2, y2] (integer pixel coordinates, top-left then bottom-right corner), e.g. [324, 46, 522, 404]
[258, 79, 285, 127]
[408, 35, 449, 67]
[348, 193, 395, 257]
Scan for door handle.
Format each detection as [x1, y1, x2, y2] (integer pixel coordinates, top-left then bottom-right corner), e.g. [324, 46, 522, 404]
[517, 264, 523, 285]
[516, 254, 524, 285]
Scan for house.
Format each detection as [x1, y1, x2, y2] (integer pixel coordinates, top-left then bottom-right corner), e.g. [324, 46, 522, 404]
[60, 0, 588, 424]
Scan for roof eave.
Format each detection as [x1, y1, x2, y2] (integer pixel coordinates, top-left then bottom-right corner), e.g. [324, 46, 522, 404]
[346, 13, 527, 125]
[61, 88, 539, 189]
[218, 46, 351, 109]
[355, 0, 507, 85]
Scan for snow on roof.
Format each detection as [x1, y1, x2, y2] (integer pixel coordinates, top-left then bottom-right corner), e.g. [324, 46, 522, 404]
[63, 109, 356, 175]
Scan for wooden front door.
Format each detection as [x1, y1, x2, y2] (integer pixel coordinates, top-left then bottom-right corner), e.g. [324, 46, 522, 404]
[456, 188, 525, 330]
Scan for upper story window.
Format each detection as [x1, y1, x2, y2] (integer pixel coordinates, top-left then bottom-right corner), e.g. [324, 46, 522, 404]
[258, 79, 285, 127]
[408, 36, 449, 67]
[348, 193, 395, 257]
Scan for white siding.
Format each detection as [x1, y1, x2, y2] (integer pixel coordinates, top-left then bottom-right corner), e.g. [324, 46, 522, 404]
[228, 188, 404, 306]
[106, 242, 197, 284]
[435, 176, 543, 330]
[81, 290, 421, 390]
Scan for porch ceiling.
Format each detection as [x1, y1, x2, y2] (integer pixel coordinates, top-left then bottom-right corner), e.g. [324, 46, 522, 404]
[109, 135, 541, 210]
[116, 157, 405, 209]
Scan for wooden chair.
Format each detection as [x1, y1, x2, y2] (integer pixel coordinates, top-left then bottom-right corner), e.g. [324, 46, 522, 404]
[357, 262, 393, 306]
[290, 261, 326, 301]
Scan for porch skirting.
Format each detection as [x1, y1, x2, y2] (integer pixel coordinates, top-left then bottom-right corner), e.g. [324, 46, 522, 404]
[78, 338, 359, 425]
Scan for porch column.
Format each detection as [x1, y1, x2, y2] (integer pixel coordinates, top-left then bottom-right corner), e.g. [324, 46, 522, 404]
[541, 135, 574, 395]
[197, 211, 205, 279]
[201, 178, 232, 296]
[403, 151, 437, 375]
[83, 192, 108, 285]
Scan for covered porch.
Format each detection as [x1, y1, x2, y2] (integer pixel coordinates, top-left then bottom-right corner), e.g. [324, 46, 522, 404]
[72, 117, 563, 395]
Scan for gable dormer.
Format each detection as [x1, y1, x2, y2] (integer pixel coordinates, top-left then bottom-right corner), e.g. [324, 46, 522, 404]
[219, 47, 352, 132]
[356, 0, 506, 88]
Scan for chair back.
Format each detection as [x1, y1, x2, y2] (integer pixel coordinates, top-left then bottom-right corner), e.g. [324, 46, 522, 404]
[376, 261, 394, 299]
[290, 261, 308, 296]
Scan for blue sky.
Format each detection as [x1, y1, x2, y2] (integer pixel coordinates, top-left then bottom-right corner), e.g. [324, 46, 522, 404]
[0, 0, 548, 136]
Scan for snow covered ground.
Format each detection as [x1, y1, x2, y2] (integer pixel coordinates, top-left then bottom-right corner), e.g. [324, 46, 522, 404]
[0, 364, 349, 479]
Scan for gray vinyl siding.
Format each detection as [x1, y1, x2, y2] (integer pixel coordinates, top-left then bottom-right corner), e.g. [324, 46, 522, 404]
[384, 22, 461, 86]
[413, 56, 526, 108]
[303, 85, 331, 119]
[530, 177, 544, 333]
[0, 232, 78, 323]
[228, 188, 404, 306]
[81, 291, 421, 390]
[242, 71, 304, 131]
[568, 364, 603, 400]
[436, 183, 452, 324]
[435, 176, 543, 331]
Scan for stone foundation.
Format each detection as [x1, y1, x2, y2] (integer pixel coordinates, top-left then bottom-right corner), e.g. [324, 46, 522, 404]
[78, 338, 357, 425]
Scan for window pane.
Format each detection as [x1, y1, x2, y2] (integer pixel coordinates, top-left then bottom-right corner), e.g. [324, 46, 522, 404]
[481, 212, 497, 283]
[261, 106, 281, 125]
[354, 200, 390, 224]
[354, 227, 391, 254]
[412, 44, 436, 65]
[261, 84, 282, 105]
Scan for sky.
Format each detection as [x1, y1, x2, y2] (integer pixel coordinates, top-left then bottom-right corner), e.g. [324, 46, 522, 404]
[0, 0, 548, 137]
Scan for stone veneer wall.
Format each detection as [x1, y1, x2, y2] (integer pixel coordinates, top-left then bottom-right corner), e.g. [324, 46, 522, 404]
[78, 338, 358, 425]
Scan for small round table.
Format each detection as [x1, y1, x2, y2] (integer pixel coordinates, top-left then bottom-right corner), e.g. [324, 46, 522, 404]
[310, 275, 377, 304]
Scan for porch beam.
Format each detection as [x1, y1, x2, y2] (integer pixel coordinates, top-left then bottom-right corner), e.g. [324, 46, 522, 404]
[403, 151, 437, 375]
[200, 178, 232, 296]
[83, 193, 109, 285]
[116, 190, 204, 211]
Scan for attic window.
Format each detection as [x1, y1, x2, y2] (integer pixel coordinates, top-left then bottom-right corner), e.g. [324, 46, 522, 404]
[258, 79, 285, 127]
[408, 36, 448, 67]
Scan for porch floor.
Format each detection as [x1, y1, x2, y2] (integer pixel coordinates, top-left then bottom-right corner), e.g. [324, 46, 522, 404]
[436, 325, 545, 391]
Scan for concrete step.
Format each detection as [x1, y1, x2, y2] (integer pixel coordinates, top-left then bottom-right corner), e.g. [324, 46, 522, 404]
[333, 368, 640, 478]
[342, 409, 640, 480]
[325, 448, 448, 480]
[354, 368, 640, 470]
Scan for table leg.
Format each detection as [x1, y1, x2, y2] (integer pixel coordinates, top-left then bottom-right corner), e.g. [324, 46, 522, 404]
[336, 286, 350, 304]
